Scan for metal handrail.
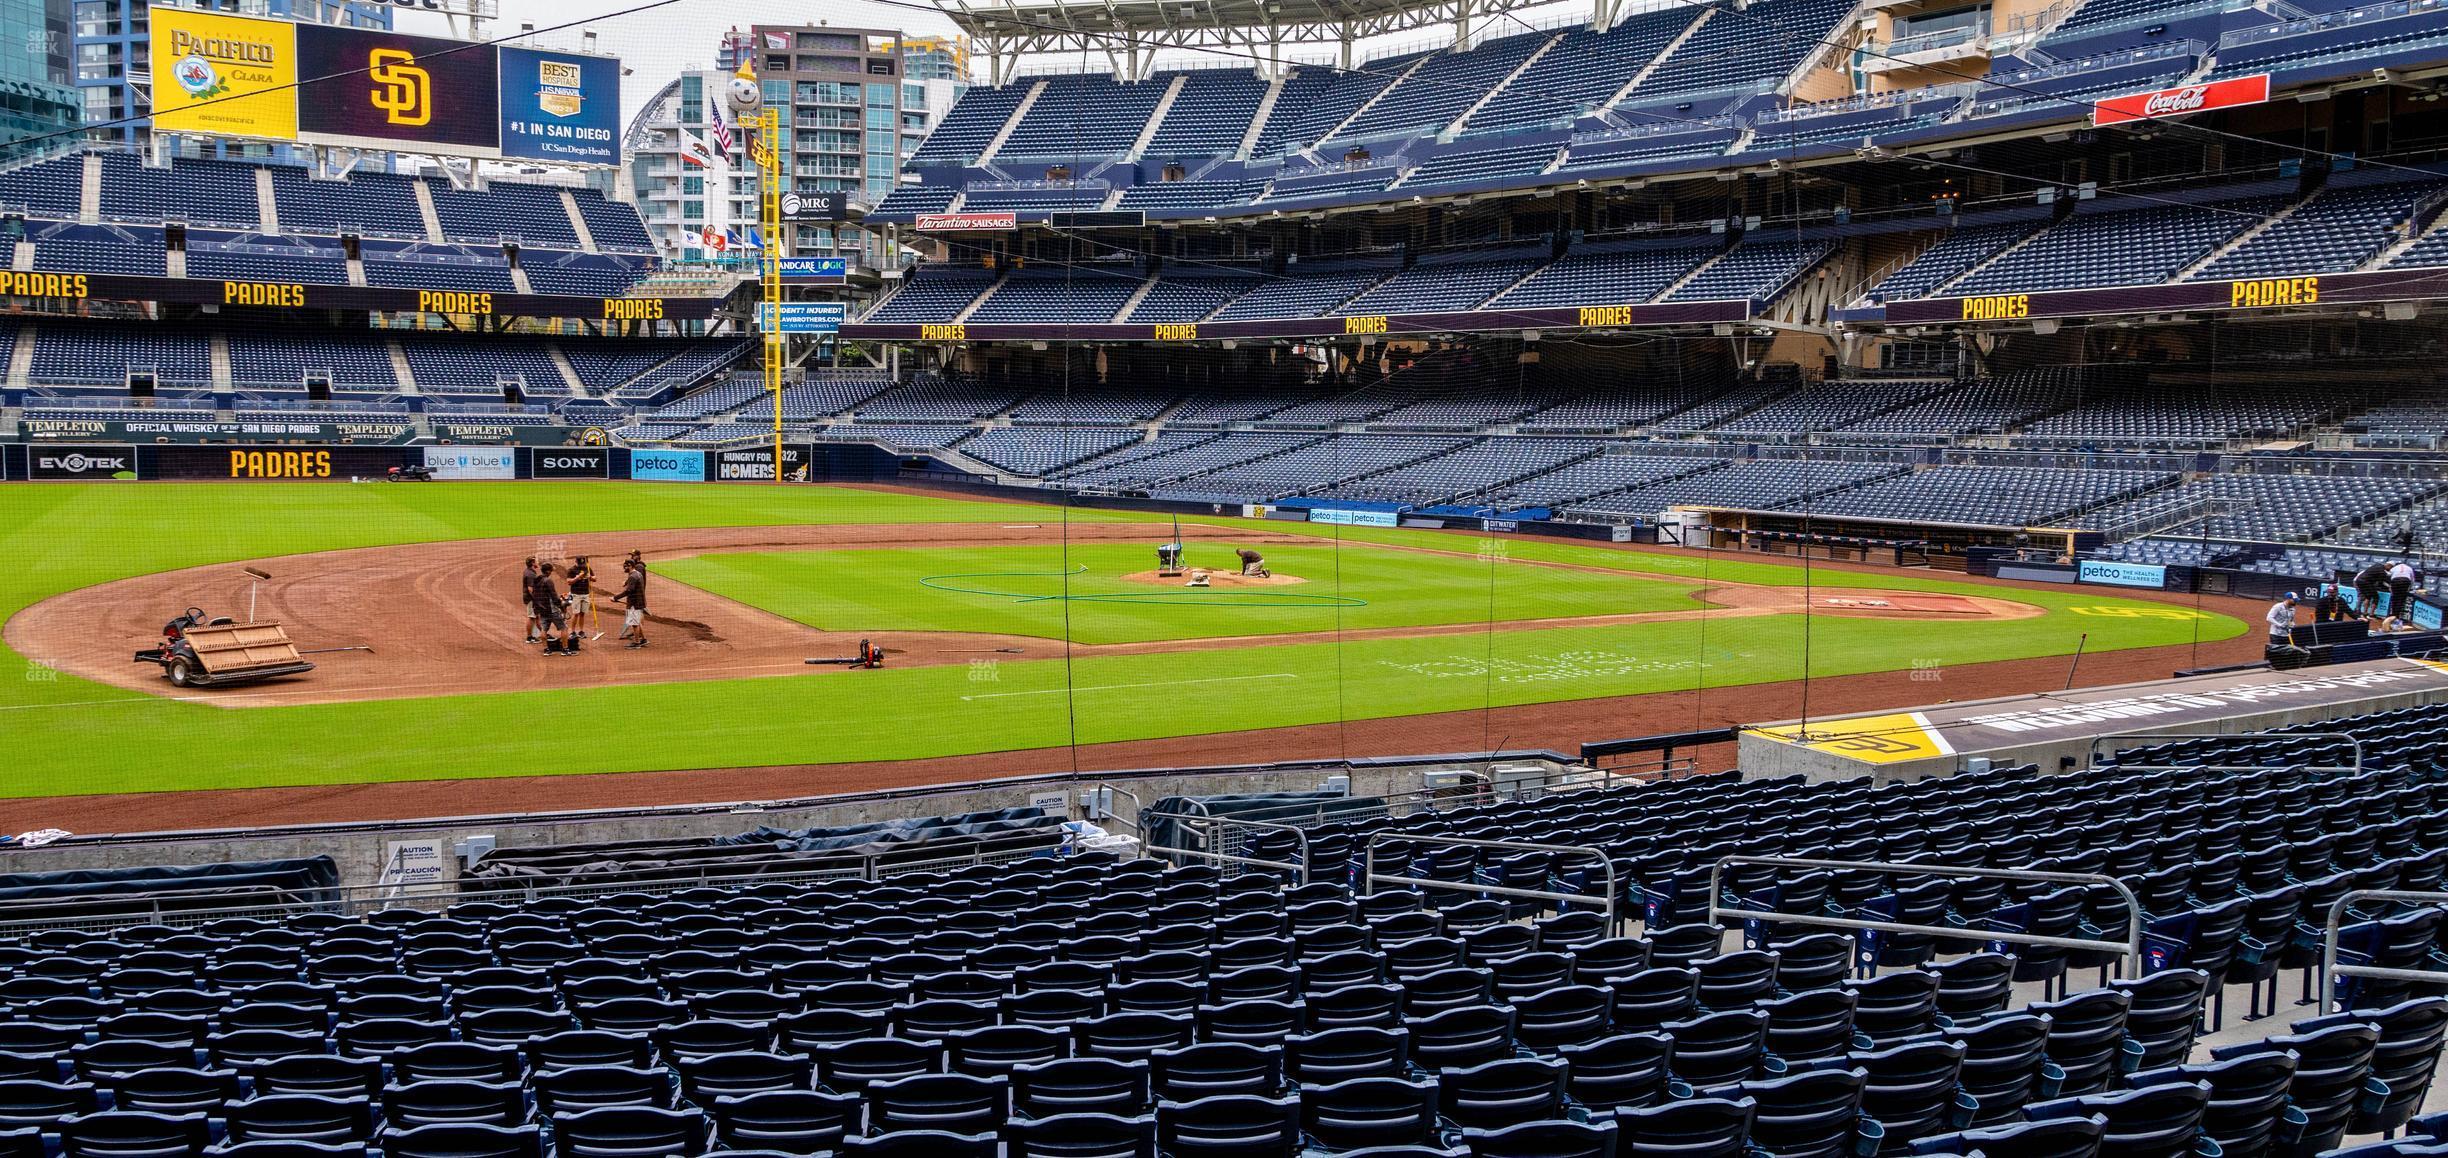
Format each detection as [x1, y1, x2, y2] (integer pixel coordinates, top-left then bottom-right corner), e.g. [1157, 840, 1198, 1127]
[2320, 888, 2448, 1010]
[1363, 834, 1619, 933]
[2086, 731, 2365, 772]
[1143, 812, 1313, 884]
[1707, 855, 2146, 974]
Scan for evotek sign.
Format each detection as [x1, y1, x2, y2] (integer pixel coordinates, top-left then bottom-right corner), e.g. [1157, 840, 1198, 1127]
[2092, 74, 2270, 126]
[28, 446, 134, 480]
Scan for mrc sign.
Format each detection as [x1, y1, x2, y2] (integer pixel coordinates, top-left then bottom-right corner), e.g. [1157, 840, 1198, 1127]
[2092, 74, 2270, 126]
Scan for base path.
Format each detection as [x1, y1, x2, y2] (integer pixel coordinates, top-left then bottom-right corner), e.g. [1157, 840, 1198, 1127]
[6, 524, 2041, 707]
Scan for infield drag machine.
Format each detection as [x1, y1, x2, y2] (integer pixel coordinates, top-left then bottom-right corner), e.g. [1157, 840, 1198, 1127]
[135, 608, 317, 689]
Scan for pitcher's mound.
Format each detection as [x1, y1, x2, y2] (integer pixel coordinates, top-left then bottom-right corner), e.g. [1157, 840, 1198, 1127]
[1118, 569, 1309, 588]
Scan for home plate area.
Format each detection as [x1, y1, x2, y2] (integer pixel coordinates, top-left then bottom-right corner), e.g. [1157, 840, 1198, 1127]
[1810, 592, 1993, 616]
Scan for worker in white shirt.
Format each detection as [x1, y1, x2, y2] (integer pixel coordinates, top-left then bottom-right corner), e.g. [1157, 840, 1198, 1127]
[2268, 592, 2300, 647]
[2388, 560, 2419, 620]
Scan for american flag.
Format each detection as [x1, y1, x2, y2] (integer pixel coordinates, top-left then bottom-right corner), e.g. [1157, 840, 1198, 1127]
[708, 99, 734, 156]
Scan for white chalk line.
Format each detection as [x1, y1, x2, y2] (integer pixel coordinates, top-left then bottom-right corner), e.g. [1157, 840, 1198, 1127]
[960, 673, 1297, 701]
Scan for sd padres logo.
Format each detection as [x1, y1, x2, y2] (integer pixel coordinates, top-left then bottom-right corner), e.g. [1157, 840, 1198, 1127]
[369, 48, 431, 126]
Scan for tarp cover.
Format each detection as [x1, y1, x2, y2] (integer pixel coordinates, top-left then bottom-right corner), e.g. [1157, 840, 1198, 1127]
[1143, 792, 1380, 851]
[0, 856, 340, 921]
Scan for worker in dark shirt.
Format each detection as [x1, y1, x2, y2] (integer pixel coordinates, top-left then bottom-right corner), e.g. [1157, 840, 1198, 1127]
[2355, 561, 2391, 621]
[567, 556, 599, 641]
[615, 560, 650, 650]
[520, 558, 540, 644]
[533, 563, 574, 656]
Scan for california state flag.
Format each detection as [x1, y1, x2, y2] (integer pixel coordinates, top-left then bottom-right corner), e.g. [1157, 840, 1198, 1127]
[678, 132, 717, 168]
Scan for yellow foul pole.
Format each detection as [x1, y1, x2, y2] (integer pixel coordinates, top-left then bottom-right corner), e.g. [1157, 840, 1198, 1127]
[754, 107, 785, 484]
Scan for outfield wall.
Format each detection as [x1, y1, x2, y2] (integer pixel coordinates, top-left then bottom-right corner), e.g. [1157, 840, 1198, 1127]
[0, 442, 908, 483]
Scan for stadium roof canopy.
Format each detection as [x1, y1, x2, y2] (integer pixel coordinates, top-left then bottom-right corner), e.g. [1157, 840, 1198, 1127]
[937, 0, 1603, 83]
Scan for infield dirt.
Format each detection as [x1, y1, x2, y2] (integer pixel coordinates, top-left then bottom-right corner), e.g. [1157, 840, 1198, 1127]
[11, 519, 2047, 707]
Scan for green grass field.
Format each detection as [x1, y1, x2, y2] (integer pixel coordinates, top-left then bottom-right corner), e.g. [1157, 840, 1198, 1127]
[0, 483, 2247, 798]
[657, 542, 1707, 645]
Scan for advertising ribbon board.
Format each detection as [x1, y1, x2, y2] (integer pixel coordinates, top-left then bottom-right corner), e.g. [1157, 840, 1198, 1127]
[2077, 559, 2170, 589]
[2092, 74, 2271, 127]
[423, 446, 516, 480]
[629, 449, 706, 482]
[914, 212, 1019, 232]
[26, 445, 136, 481]
[296, 25, 501, 154]
[151, 9, 300, 141]
[498, 47, 622, 165]
[532, 449, 610, 478]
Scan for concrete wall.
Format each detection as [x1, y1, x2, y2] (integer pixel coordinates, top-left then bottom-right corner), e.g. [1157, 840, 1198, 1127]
[0, 755, 1572, 891]
[1739, 684, 2448, 783]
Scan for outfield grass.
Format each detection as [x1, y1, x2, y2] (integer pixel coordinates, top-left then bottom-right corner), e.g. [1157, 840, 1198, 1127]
[658, 543, 1706, 645]
[0, 483, 2247, 798]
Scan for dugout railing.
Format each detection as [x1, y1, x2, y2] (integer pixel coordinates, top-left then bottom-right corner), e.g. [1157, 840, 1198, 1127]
[1707, 854, 2148, 979]
[2085, 731, 2365, 773]
[2319, 888, 2448, 1011]
[1363, 834, 1622, 934]
[1138, 811, 1315, 884]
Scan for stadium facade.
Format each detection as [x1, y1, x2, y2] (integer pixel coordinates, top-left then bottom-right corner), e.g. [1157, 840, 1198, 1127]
[625, 26, 964, 268]
[0, 0, 76, 160]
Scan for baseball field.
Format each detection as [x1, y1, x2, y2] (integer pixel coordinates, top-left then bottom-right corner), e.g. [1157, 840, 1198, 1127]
[0, 481, 2247, 807]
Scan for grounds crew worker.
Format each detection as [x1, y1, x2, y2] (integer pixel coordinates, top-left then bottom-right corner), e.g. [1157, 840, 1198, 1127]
[2267, 592, 2299, 648]
[615, 559, 650, 650]
[2355, 560, 2391, 621]
[1236, 548, 1267, 577]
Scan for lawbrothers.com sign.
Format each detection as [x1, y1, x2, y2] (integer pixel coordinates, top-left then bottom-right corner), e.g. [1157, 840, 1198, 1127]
[28, 445, 136, 480]
[424, 446, 516, 480]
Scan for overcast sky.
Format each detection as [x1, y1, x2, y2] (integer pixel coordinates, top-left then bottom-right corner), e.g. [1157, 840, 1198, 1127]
[403, 0, 1629, 127]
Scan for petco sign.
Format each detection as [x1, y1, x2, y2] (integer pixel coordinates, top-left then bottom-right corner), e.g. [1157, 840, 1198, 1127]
[629, 449, 705, 482]
[30, 445, 135, 480]
[2092, 74, 2269, 126]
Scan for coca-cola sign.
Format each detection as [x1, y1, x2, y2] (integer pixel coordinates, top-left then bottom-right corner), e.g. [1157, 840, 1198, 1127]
[2093, 74, 2270, 126]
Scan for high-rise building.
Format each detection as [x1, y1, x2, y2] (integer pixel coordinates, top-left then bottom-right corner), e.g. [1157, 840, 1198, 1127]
[73, 0, 391, 156]
[624, 25, 961, 269]
[0, 0, 79, 159]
